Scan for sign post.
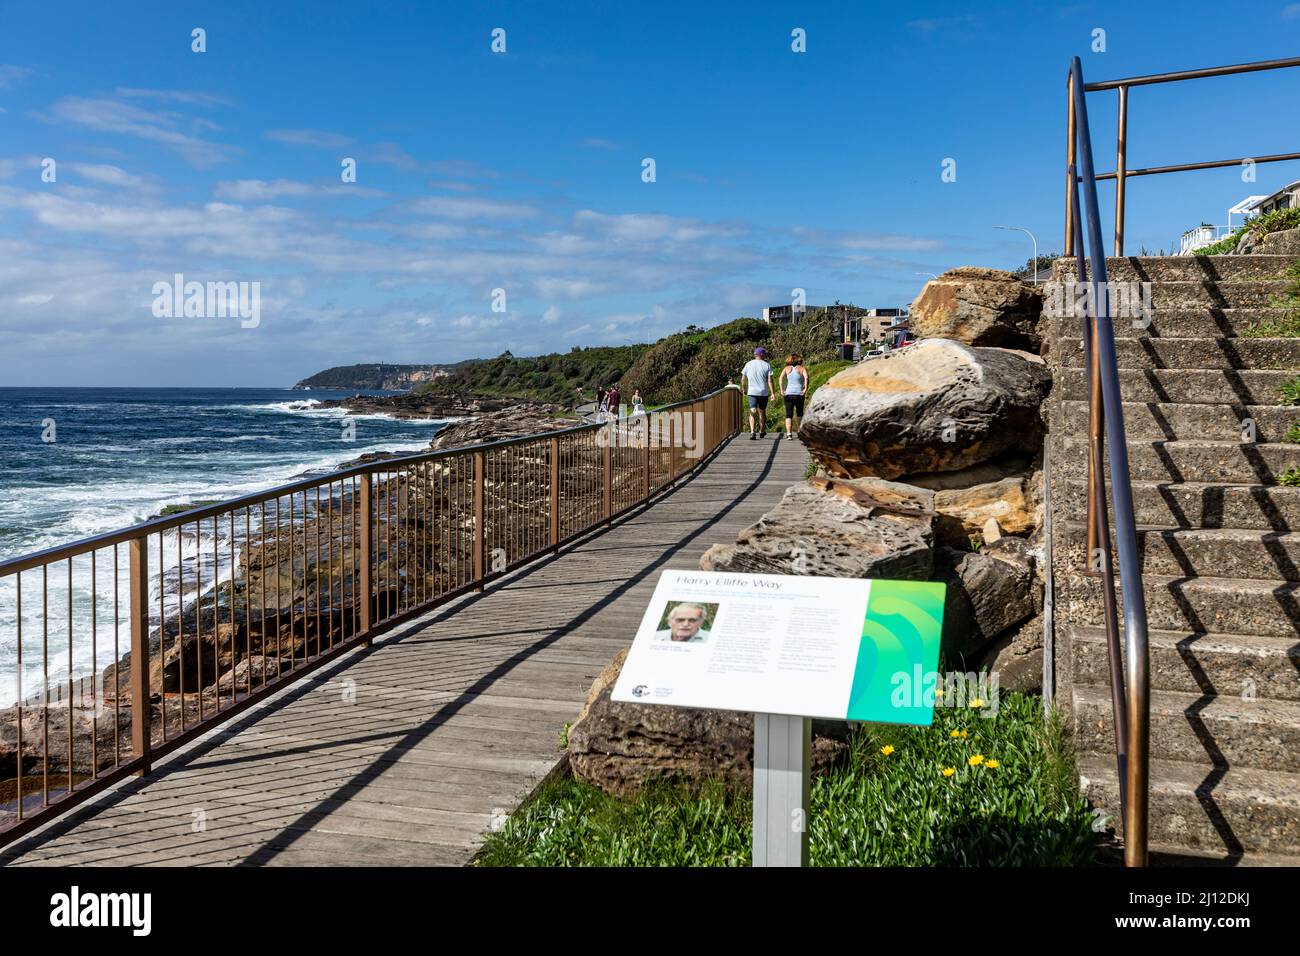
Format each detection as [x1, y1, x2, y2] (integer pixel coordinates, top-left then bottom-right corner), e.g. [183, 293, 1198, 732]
[613, 569, 946, 868]
[752, 713, 811, 866]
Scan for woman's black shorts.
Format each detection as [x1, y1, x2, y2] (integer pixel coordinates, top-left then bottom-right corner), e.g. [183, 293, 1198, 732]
[783, 394, 805, 416]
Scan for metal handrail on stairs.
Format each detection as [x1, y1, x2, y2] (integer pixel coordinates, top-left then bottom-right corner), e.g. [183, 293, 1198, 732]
[1066, 55, 1151, 867]
[1064, 54, 1300, 256]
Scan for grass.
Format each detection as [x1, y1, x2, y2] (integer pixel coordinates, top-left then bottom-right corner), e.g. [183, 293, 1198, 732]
[1245, 260, 1300, 337]
[1279, 466, 1300, 487]
[476, 692, 1099, 867]
[1285, 423, 1300, 444]
[1281, 375, 1300, 406]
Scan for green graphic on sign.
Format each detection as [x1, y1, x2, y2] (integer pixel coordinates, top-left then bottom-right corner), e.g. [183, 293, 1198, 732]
[846, 580, 946, 725]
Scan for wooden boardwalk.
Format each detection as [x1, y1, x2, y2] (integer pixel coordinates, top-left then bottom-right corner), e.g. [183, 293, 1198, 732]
[1, 434, 807, 867]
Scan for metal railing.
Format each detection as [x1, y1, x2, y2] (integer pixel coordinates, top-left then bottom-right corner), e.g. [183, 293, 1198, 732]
[1066, 56, 1152, 867]
[1064, 54, 1300, 256]
[0, 386, 742, 846]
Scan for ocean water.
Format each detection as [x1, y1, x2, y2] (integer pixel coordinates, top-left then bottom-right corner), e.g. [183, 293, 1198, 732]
[0, 387, 453, 705]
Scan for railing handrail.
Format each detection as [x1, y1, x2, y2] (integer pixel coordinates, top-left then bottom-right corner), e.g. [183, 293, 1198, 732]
[0, 384, 742, 846]
[1081, 53, 1300, 91]
[0, 386, 736, 577]
[1065, 54, 1300, 255]
[1067, 54, 1151, 867]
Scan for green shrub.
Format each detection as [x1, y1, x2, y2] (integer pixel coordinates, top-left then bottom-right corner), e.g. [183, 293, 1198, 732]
[477, 692, 1098, 867]
[1195, 208, 1300, 256]
[1282, 376, 1300, 406]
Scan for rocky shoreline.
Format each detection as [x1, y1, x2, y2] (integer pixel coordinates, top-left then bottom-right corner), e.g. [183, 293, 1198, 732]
[316, 390, 560, 421]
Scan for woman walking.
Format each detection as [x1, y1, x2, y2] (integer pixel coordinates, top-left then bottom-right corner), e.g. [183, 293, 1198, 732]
[778, 353, 808, 440]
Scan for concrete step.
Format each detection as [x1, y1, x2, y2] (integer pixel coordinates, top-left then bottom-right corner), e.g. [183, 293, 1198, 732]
[1060, 522, 1300, 582]
[1059, 436, 1300, 484]
[1046, 307, 1296, 339]
[1056, 336, 1300, 371]
[1078, 754, 1300, 857]
[1073, 683, 1300, 772]
[1055, 254, 1299, 283]
[1054, 367, 1295, 405]
[1043, 279, 1292, 313]
[1070, 624, 1300, 701]
[1061, 572, 1300, 638]
[1059, 478, 1300, 531]
[1057, 401, 1297, 442]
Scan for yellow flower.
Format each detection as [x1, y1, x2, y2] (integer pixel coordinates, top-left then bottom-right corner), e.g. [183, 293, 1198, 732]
[984, 759, 999, 769]
[950, 729, 960, 738]
[934, 687, 944, 699]
[970, 698, 985, 709]
[880, 745, 895, 756]
[968, 754, 985, 767]
[942, 767, 956, 778]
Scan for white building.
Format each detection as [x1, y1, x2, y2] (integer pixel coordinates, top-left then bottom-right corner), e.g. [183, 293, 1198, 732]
[1246, 179, 1300, 217]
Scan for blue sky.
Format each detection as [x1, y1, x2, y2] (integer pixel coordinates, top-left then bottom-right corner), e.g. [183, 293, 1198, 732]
[1, 0, 1299, 386]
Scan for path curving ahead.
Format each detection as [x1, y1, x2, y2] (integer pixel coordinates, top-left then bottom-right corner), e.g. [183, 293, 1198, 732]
[1, 435, 807, 867]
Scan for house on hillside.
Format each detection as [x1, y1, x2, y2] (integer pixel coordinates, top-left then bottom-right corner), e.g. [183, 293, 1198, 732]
[1247, 179, 1300, 217]
[1178, 182, 1299, 254]
[761, 303, 816, 324]
[838, 307, 907, 346]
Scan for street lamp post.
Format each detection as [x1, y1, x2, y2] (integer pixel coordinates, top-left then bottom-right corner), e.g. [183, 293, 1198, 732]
[994, 225, 1040, 284]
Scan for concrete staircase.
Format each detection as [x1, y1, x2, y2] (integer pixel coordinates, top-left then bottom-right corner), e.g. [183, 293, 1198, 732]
[1045, 253, 1300, 864]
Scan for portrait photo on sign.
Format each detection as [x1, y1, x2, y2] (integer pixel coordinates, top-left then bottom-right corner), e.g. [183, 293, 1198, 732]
[653, 600, 718, 644]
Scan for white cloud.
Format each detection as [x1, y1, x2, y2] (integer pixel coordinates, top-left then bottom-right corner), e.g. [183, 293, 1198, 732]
[213, 178, 385, 201]
[265, 128, 354, 149]
[67, 163, 144, 188]
[0, 65, 33, 88]
[573, 210, 744, 242]
[49, 94, 237, 168]
[115, 88, 232, 107]
[1284, 3, 1300, 18]
[410, 195, 539, 221]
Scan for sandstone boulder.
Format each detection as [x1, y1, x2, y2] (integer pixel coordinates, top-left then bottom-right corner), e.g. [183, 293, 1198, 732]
[567, 649, 849, 797]
[934, 474, 1037, 537]
[910, 267, 1044, 351]
[976, 613, 1044, 693]
[799, 339, 1052, 481]
[699, 475, 934, 580]
[938, 537, 1037, 661]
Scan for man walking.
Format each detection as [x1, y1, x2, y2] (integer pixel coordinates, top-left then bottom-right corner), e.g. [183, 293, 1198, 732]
[739, 347, 774, 439]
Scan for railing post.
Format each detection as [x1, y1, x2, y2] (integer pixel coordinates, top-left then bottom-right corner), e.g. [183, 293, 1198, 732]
[602, 424, 613, 521]
[1114, 84, 1128, 257]
[549, 436, 560, 552]
[128, 535, 151, 776]
[358, 473, 373, 645]
[1065, 70, 1077, 256]
[669, 411, 678, 481]
[473, 450, 485, 589]
[642, 417, 651, 500]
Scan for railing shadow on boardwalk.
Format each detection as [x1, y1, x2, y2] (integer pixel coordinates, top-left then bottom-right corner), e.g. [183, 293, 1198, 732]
[1, 436, 785, 866]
